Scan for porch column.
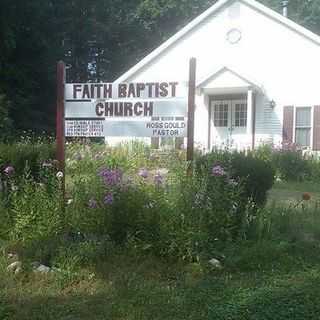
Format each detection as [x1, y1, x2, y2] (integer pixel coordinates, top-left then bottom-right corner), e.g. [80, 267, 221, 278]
[247, 89, 253, 149]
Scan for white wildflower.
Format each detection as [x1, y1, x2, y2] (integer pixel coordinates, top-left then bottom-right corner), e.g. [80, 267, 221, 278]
[56, 171, 64, 179]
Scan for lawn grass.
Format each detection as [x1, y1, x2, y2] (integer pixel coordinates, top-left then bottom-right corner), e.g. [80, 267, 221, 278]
[2, 241, 320, 320]
[268, 180, 320, 207]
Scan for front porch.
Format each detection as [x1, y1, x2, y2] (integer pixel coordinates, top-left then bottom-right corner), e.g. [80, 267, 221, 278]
[196, 66, 263, 151]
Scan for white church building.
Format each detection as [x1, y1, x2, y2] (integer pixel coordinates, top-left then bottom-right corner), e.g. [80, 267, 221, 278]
[111, 0, 320, 151]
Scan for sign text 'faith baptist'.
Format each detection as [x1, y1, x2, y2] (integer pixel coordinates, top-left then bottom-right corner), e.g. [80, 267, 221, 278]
[65, 81, 188, 138]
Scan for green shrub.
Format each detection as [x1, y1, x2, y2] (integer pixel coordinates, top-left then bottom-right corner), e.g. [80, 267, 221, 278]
[252, 144, 320, 183]
[66, 155, 251, 262]
[273, 149, 310, 181]
[307, 158, 320, 182]
[196, 150, 275, 207]
[231, 152, 275, 206]
[252, 143, 274, 164]
[108, 185, 162, 246]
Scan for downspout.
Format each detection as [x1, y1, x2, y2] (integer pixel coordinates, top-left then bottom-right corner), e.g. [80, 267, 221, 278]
[252, 93, 256, 150]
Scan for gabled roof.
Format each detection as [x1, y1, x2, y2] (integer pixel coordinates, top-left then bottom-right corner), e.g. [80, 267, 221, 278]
[197, 66, 263, 91]
[115, 0, 320, 83]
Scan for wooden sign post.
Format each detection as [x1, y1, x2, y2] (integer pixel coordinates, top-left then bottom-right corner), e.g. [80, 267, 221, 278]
[187, 57, 196, 163]
[56, 61, 66, 201]
[57, 59, 194, 182]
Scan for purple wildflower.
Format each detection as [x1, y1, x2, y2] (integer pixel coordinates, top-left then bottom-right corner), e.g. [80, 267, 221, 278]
[4, 166, 14, 176]
[104, 193, 114, 205]
[211, 165, 226, 177]
[98, 168, 122, 186]
[138, 168, 149, 179]
[88, 198, 98, 209]
[154, 172, 163, 185]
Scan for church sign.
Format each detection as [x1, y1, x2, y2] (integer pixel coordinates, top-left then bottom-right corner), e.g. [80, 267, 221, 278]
[65, 119, 187, 138]
[64, 82, 188, 138]
[56, 59, 196, 187]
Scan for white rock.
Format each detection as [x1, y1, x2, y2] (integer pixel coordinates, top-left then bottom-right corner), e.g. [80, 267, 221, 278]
[15, 266, 22, 274]
[157, 168, 169, 175]
[31, 261, 40, 269]
[208, 258, 223, 269]
[56, 171, 64, 179]
[7, 261, 22, 273]
[34, 264, 51, 273]
[150, 168, 169, 176]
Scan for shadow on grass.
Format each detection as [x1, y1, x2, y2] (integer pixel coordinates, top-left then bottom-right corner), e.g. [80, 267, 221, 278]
[2, 268, 320, 320]
[2, 239, 320, 320]
[1, 293, 115, 320]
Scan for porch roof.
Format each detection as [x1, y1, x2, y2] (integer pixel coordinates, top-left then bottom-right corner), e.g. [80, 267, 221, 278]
[196, 66, 263, 93]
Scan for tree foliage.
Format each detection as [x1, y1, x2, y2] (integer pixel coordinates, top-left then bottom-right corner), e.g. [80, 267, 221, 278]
[0, 0, 319, 135]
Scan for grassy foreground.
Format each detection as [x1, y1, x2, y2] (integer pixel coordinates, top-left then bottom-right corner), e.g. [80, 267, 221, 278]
[1, 240, 320, 320]
[1, 142, 320, 320]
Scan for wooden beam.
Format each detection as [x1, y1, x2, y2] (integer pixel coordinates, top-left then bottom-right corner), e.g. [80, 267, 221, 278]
[187, 58, 196, 162]
[56, 61, 66, 200]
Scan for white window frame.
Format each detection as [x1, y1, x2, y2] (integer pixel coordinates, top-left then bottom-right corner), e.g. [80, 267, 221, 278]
[213, 102, 228, 127]
[234, 101, 247, 127]
[293, 106, 314, 149]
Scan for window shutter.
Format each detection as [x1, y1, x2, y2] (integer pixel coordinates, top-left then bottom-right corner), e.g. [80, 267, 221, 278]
[313, 106, 320, 151]
[282, 106, 294, 144]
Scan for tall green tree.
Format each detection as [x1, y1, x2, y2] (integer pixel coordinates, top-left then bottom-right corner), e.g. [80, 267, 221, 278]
[0, 1, 63, 133]
[1, 0, 320, 136]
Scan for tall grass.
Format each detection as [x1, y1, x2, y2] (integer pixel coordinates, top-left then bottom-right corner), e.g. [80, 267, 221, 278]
[252, 202, 320, 243]
[1, 140, 320, 267]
